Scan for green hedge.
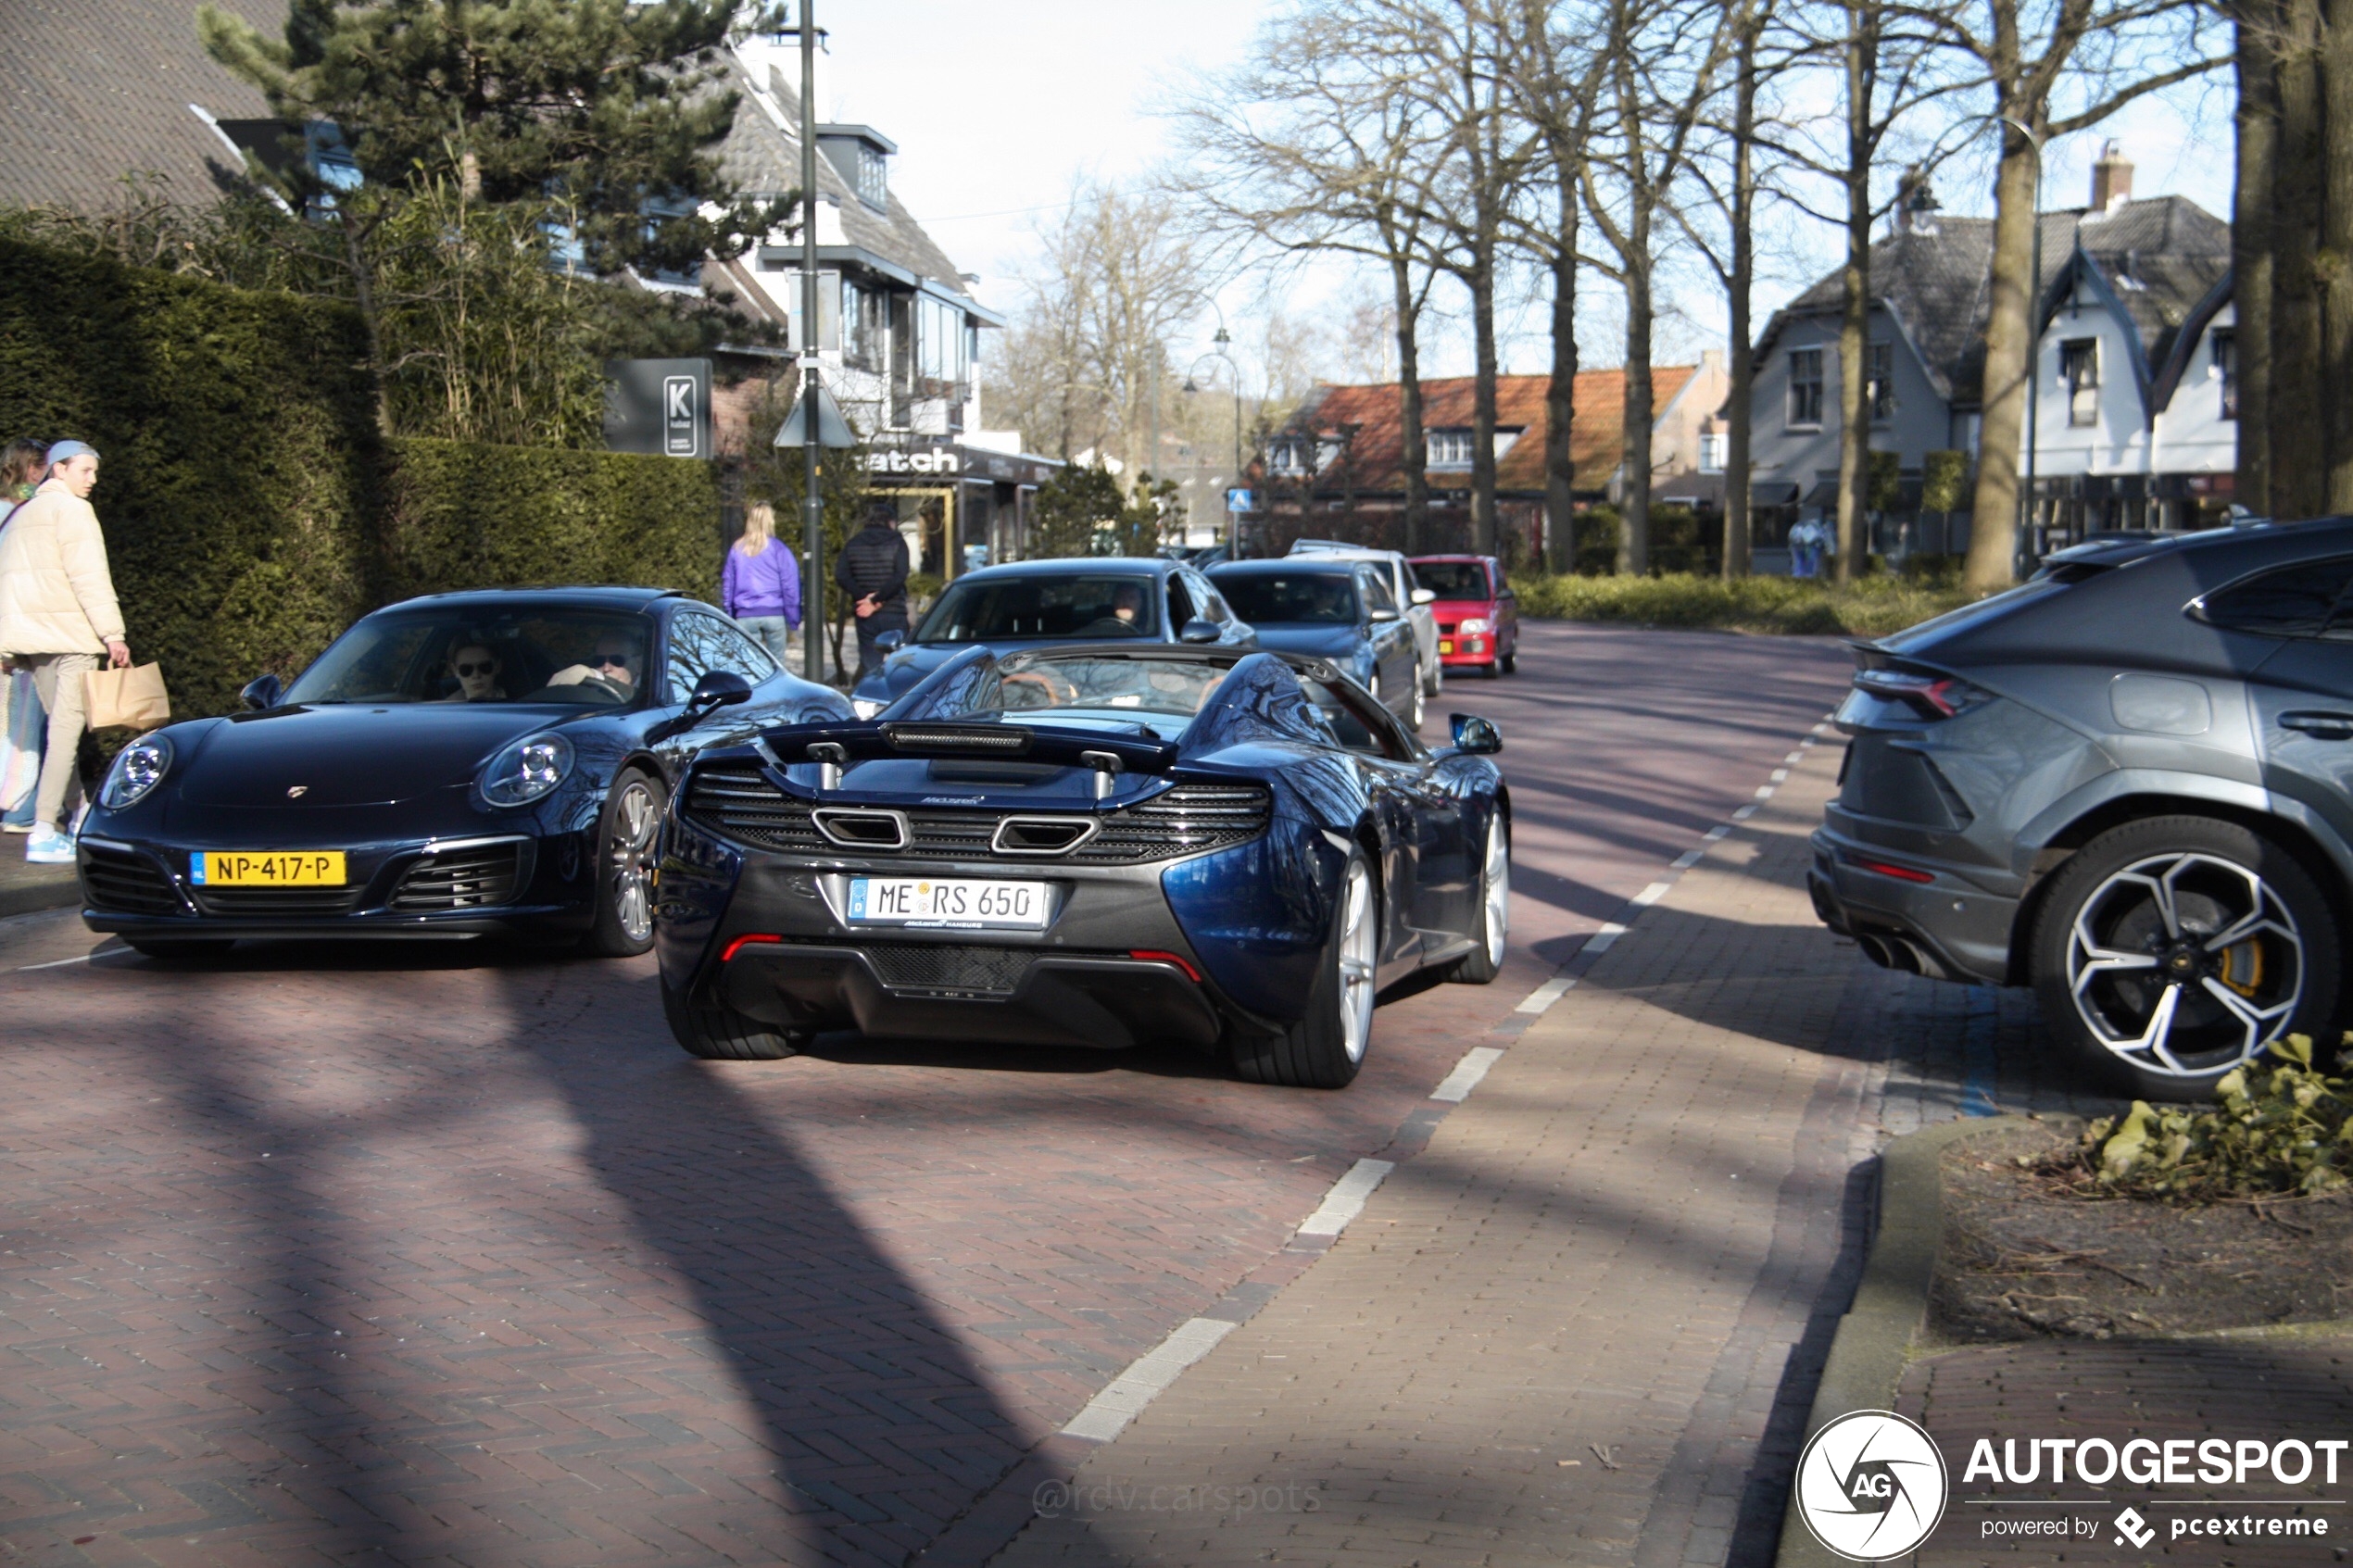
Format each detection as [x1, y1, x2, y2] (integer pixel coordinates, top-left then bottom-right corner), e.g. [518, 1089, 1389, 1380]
[1512, 571, 1971, 637]
[0, 238, 721, 719]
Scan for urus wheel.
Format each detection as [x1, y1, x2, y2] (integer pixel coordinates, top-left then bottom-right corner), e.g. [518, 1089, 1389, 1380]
[2030, 816, 2338, 1100]
[1231, 846, 1378, 1088]
[1450, 812, 1509, 984]
[584, 768, 664, 957]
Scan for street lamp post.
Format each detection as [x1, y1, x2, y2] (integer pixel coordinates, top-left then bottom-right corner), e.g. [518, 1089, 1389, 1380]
[1183, 330, 1243, 554]
[2002, 115, 2046, 571]
[798, 0, 824, 685]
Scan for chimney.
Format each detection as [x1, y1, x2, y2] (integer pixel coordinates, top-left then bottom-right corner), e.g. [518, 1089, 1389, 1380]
[1894, 165, 1940, 235]
[2091, 140, 2133, 213]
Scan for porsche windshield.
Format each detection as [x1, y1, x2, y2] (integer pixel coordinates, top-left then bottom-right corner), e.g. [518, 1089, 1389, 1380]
[912, 573, 1161, 642]
[1215, 573, 1360, 625]
[285, 609, 655, 707]
[958, 656, 1231, 726]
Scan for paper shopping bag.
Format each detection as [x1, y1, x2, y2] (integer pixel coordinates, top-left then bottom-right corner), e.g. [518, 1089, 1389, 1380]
[83, 661, 171, 731]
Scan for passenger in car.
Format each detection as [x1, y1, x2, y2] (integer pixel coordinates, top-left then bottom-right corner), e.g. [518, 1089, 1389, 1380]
[440, 643, 508, 702]
[546, 635, 641, 701]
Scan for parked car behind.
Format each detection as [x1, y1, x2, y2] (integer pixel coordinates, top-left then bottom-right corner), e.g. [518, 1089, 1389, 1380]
[847, 557, 1254, 717]
[1209, 557, 1425, 730]
[1810, 520, 2353, 1100]
[1408, 554, 1519, 676]
[1289, 540, 1443, 697]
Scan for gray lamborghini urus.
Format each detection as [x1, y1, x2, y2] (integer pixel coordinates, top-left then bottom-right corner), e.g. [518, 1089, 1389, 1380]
[1812, 519, 2353, 1099]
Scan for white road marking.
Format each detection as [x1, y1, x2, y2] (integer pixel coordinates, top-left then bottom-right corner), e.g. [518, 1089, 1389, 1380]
[1060, 1316, 1239, 1442]
[1703, 825, 1731, 843]
[1784, 751, 1806, 764]
[1669, 848, 1703, 870]
[1430, 1047, 1506, 1102]
[1732, 803, 1759, 821]
[1296, 1159, 1395, 1237]
[1584, 922, 1629, 954]
[1629, 881, 1673, 908]
[1515, 975, 1577, 1014]
[15, 953, 93, 972]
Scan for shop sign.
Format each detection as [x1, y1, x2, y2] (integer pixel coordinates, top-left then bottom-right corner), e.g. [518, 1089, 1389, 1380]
[863, 446, 962, 475]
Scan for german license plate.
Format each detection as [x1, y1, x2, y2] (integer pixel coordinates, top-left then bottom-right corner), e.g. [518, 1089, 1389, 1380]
[191, 851, 346, 886]
[847, 876, 1048, 929]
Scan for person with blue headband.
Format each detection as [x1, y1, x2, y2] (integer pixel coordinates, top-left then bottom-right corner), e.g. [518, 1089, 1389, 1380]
[0, 440, 132, 862]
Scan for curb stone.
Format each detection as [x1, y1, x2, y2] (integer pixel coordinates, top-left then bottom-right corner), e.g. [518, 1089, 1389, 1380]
[1773, 1114, 2023, 1568]
[0, 868, 78, 921]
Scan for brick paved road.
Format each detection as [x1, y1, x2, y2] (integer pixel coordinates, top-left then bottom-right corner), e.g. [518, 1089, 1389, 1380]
[0, 623, 1855, 1568]
[991, 690, 2130, 1568]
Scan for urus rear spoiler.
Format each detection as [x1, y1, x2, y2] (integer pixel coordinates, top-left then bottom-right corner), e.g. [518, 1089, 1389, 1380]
[749, 720, 1180, 776]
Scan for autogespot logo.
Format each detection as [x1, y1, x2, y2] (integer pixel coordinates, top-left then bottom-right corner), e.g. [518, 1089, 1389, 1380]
[1794, 1411, 1950, 1562]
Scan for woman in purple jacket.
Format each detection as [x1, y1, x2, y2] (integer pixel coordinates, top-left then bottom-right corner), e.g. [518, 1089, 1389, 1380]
[722, 503, 801, 668]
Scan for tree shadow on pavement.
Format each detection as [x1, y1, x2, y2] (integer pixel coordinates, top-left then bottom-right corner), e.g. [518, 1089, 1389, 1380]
[497, 965, 1126, 1568]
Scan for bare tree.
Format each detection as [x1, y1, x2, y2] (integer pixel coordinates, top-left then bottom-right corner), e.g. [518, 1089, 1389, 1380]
[1580, 0, 1737, 574]
[1919, 0, 2228, 592]
[990, 181, 1202, 473]
[1174, 3, 1447, 547]
[1499, 0, 1612, 572]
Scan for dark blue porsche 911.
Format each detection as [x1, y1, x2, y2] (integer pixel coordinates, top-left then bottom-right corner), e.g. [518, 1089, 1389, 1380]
[76, 587, 852, 957]
[653, 643, 1511, 1087]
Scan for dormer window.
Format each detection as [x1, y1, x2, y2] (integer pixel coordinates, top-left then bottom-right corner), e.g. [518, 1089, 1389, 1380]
[817, 125, 896, 213]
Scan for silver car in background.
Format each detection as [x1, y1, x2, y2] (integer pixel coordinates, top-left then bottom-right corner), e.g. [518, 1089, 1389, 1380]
[1288, 540, 1443, 698]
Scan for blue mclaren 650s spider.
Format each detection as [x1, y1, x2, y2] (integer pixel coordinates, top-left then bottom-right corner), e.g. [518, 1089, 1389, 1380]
[653, 643, 1512, 1087]
[76, 588, 852, 958]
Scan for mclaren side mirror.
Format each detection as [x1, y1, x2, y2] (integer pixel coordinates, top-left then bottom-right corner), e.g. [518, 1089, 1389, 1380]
[1448, 713, 1504, 755]
[1410, 587, 1436, 606]
[686, 669, 754, 717]
[1178, 617, 1222, 645]
[875, 629, 906, 654]
[241, 673, 282, 711]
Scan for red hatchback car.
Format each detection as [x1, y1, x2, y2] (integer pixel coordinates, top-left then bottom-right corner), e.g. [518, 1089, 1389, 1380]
[1408, 554, 1519, 676]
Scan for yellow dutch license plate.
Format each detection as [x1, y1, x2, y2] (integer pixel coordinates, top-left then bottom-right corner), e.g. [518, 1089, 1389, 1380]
[1440, 640, 1454, 654]
[192, 851, 346, 887]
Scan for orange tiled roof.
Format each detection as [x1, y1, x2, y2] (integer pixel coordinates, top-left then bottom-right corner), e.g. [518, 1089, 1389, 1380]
[1281, 368, 1697, 495]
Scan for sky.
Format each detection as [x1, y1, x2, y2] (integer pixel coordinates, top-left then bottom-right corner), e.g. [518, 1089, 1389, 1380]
[804, 4, 2237, 387]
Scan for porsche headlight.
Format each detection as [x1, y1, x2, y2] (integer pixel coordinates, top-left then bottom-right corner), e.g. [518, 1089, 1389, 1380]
[478, 732, 574, 807]
[99, 733, 172, 809]
[1457, 617, 1492, 634]
[852, 697, 886, 720]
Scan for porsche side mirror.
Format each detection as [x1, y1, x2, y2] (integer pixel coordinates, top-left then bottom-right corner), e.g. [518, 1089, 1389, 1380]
[1178, 617, 1221, 644]
[1410, 587, 1436, 606]
[1448, 714, 1504, 755]
[686, 669, 753, 717]
[875, 629, 906, 654]
[241, 673, 282, 711]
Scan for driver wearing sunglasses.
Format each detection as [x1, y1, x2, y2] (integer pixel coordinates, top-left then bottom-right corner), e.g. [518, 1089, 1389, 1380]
[546, 635, 643, 699]
[439, 642, 508, 702]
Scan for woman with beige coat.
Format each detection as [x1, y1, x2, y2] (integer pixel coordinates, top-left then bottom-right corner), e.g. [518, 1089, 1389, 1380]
[0, 441, 131, 863]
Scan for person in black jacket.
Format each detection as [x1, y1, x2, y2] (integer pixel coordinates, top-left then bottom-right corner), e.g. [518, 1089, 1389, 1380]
[836, 501, 911, 684]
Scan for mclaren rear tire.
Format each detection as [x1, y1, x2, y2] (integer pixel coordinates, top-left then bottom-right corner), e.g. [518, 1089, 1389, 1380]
[1231, 846, 1378, 1089]
[662, 980, 807, 1061]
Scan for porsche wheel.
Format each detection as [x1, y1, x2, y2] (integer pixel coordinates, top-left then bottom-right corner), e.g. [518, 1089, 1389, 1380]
[584, 768, 663, 958]
[1450, 812, 1509, 984]
[2029, 816, 2338, 1100]
[1231, 847, 1378, 1088]
[662, 979, 806, 1061]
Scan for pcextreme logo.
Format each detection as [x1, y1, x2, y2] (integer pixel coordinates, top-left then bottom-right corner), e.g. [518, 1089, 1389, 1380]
[1793, 1411, 1950, 1562]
